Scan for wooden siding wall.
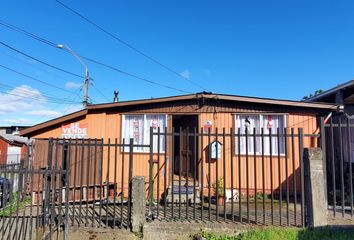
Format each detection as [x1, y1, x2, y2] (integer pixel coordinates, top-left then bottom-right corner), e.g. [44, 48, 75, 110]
[29, 103, 319, 198]
[195, 113, 318, 196]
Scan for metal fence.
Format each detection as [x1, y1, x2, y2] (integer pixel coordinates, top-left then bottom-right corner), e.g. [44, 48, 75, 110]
[0, 126, 324, 239]
[0, 138, 147, 239]
[147, 127, 318, 226]
[0, 152, 70, 240]
[323, 115, 354, 219]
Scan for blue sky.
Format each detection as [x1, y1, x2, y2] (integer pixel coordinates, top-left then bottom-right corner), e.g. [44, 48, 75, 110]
[0, 0, 353, 125]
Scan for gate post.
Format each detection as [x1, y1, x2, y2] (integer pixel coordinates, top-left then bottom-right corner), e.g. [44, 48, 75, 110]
[304, 148, 327, 228]
[130, 176, 146, 233]
[148, 127, 154, 218]
[320, 117, 328, 206]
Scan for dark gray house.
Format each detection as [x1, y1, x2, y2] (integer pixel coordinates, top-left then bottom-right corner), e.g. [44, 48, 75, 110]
[306, 80, 354, 206]
[305, 80, 354, 116]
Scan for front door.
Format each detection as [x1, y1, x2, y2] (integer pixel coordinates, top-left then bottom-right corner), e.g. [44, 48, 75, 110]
[172, 115, 198, 179]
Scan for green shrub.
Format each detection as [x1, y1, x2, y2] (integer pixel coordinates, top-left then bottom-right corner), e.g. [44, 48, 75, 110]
[0, 192, 30, 217]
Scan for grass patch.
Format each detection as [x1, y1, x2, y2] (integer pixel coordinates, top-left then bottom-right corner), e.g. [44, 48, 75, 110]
[192, 227, 354, 240]
[0, 192, 30, 217]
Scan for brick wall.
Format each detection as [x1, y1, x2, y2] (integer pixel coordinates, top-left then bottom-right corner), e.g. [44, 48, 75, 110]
[0, 139, 8, 164]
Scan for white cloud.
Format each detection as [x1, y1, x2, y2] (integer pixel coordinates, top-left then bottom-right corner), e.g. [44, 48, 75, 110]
[0, 84, 84, 126]
[0, 85, 45, 114]
[65, 81, 82, 89]
[180, 69, 191, 79]
[27, 110, 61, 118]
[3, 118, 32, 125]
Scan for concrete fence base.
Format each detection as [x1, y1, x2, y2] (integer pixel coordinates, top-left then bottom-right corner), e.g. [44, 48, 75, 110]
[304, 148, 327, 228]
[130, 176, 146, 233]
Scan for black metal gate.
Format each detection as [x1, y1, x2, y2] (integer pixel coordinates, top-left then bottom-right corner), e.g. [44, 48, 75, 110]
[0, 137, 148, 239]
[323, 115, 354, 219]
[0, 144, 71, 239]
[147, 127, 314, 226]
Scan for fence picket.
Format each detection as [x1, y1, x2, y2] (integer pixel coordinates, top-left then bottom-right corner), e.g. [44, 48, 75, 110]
[0, 125, 325, 239]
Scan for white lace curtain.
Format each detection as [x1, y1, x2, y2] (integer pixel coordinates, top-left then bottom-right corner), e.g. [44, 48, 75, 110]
[236, 114, 285, 155]
[123, 114, 166, 152]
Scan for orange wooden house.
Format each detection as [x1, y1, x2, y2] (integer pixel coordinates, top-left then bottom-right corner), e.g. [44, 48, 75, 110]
[20, 93, 336, 201]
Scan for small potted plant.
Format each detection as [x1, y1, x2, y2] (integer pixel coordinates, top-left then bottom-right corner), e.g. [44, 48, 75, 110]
[212, 177, 225, 206]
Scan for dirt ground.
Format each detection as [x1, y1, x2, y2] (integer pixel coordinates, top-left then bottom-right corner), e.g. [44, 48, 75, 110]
[69, 227, 138, 240]
[67, 210, 354, 240]
[67, 221, 251, 240]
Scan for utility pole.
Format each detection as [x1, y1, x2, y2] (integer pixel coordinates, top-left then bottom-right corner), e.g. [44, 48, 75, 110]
[57, 44, 89, 108]
[83, 69, 89, 107]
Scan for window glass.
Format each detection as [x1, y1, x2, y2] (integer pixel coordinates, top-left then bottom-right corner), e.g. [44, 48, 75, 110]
[263, 115, 285, 155]
[123, 115, 144, 151]
[123, 114, 166, 152]
[145, 115, 166, 152]
[236, 114, 285, 155]
[237, 115, 260, 154]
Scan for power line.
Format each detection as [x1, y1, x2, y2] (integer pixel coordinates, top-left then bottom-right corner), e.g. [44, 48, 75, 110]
[83, 56, 191, 94]
[0, 40, 110, 103]
[0, 21, 192, 94]
[0, 20, 99, 100]
[0, 85, 81, 104]
[0, 82, 81, 103]
[31, 93, 83, 123]
[91, 82, 110, 102]
[0, 64, 81, 97]
[0, 20, 57, 48]
[0, 41, 84, 79]
[55, 0, 208, 91]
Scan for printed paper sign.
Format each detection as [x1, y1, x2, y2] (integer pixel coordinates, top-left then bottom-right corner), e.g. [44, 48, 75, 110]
[133, 118, 141, 142]
[151, 118, 158, 129]
[62, 123, 88, 138]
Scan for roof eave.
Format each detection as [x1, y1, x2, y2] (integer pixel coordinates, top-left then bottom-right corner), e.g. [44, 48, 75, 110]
[20, 93, 337, 137]
[20, 109, 88, 136]
[304, 80, 354, 102]
[87, 93, 336, 110]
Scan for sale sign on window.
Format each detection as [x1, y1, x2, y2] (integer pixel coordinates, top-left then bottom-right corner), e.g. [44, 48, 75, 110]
[62, 123, 88, 138]
[133, 118, 140, 142]
[151, 118, 158, 129]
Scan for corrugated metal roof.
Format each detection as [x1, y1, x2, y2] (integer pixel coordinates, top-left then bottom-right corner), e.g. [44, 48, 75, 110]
[0, 134, 28, 145]
[304, 80, 354, 102]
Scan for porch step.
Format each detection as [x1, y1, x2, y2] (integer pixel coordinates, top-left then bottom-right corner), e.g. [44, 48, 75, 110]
[165, 181, 200, 204]
[170, 179, 199, 187]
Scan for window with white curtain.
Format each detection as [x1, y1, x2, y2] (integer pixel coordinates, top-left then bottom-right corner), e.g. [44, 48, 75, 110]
[122, 114, 166, 152]
[235, 114, 286, 155]
[236, 115, 260, 154]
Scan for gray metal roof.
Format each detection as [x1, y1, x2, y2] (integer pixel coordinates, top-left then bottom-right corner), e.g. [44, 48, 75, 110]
[304, 80, 354, 102]
[0, 134, 28, 145]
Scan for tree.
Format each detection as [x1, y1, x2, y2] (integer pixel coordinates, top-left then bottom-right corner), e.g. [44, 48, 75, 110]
[302, 89, 323, 100]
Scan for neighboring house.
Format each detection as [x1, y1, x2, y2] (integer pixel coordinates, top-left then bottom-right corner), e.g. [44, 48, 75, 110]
[0, 126, 29, 135]
[0, 134, 28, 165]
[305, 81, 354, 196]
[20, 93, 336, 199]
[304, 80, 354, 116]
